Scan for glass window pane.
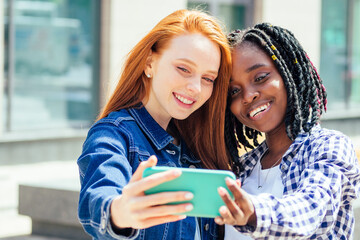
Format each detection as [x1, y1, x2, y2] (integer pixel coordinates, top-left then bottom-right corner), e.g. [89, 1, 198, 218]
[320, 0, 360, 113]
[5, 0, 99, 131]
[187, 2, 210, 12]
[3, 0, 9, 132]
[187, 2, 247, 33]
[320, 0, 347, 110]
[350, 0, 360, 104]
[218, 4, 246, 31]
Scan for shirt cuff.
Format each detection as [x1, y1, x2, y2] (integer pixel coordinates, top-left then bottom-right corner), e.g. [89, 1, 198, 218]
[107, 222, 139, 239]
[103, 196, 140, 239]
[234, 194, 272, 238]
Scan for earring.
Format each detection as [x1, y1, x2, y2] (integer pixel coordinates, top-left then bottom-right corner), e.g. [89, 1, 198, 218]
[146, 74, 151, 78]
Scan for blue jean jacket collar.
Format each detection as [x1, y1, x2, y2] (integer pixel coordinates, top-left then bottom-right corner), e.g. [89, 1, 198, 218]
[128, 106, 174, 151]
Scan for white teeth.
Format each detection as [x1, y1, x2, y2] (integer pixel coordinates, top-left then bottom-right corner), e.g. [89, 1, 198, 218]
[175, 94, 194, 105]
[249, 103, 270, 117]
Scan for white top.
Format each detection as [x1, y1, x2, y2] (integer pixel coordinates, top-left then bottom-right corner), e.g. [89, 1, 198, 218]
[224, 160, 283, 240]
[195, 217, 201, 240]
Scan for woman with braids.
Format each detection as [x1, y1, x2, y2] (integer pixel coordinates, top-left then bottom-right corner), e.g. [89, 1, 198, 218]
[77, 9, 231, 240]
[215, 23, 360, 239]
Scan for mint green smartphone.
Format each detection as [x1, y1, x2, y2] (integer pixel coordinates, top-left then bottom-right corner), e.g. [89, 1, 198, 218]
[142, 166, 236, 218]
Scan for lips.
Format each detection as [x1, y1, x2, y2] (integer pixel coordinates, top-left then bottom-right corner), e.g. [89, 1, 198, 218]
[249, 102, 270, 117]
[174, 93, 195, 105]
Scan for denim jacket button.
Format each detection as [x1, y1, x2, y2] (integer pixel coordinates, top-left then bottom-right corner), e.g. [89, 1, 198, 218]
[166, 149, 176, 155]
[101, 217, 106, 230]
[204, 223, 209, 231]
[189, 165, 196, 169]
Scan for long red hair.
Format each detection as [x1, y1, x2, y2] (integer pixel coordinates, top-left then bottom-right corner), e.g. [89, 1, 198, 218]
[98, 9, 232, 170]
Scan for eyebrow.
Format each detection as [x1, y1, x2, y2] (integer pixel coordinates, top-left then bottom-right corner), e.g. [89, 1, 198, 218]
[230, 63, 267, 82]
[177, 58, 218, 75]
[246, 63, 266, 73]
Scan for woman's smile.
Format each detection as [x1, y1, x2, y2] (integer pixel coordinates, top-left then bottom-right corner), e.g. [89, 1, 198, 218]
[173, 92, 196, 107]
[248, 102, 271, 118]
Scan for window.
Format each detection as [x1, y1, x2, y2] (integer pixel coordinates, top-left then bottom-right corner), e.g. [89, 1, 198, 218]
[3, 0, 100, 132]
[187, 0, 254, 32]
[320, 0, 360, 115]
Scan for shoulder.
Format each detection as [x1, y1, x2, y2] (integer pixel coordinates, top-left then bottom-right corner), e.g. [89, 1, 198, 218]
[84, 109, 138, 145]
[308, 126, 353, 149]
[94, 109, 135, 127]
[237, 141, 267, 178]
[305, 125, 356, 163]
[241, 140, 267, 160]
[89, 110, 137, 134]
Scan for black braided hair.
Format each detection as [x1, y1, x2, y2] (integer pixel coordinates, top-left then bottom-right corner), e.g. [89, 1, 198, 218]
[226, 23, 327, 167]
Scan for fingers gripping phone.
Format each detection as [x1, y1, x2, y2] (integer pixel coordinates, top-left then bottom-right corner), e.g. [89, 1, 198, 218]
[142, 166, 236, 218]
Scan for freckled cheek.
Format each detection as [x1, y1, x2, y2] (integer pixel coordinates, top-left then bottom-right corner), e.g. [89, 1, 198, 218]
[203, 85, 214, 101]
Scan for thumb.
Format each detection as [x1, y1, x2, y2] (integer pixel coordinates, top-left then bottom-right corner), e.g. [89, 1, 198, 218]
[129, 155, 158, 183]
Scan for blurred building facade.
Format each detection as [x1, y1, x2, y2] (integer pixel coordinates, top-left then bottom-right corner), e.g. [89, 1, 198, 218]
[0, 0, 360, 166]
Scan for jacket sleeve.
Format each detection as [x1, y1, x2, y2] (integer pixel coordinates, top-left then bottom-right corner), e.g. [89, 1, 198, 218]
[77, 123, 139, 239]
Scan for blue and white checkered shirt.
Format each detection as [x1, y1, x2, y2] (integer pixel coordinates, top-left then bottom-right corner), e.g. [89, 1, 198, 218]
[234, 125, 360, 239]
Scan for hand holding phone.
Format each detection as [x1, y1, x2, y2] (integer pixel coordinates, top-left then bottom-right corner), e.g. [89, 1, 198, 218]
[143, 166, 236, 218]
[110, 156, 192, 230]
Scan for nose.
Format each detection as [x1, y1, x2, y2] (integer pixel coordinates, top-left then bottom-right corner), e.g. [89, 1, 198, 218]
[242, 87, 259, 104]
[186, 76, 201, 94]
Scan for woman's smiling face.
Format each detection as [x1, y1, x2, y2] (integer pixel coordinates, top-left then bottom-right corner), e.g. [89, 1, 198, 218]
[144, 33, 220, 129]
[229, 43, 288, 134]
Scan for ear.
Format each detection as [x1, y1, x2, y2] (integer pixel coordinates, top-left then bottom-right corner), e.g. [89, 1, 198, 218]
[144, 50, 154, 77]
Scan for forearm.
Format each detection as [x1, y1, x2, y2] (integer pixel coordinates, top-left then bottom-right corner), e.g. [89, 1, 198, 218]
[235, 171, 342, 239]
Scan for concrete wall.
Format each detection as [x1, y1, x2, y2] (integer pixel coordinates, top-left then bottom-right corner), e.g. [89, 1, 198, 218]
[102, 0, 187, 101]
[255, 0, 322, 71]
[0, 132, 86, 165]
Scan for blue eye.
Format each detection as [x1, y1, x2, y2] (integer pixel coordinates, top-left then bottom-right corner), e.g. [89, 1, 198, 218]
[178, 66, 190, 73]
[203, 77, 215, 83]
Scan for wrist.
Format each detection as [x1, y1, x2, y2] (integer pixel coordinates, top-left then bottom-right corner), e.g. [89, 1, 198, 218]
[110, 216, 135, 236]
[110, 195, 129, 229]
[247, 211, 257, 228]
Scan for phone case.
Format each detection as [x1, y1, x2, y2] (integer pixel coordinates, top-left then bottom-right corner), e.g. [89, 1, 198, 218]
[142, 166, 236, 218]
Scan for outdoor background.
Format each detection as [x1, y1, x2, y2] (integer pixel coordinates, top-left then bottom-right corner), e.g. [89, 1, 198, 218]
[0, 0, 360, 239]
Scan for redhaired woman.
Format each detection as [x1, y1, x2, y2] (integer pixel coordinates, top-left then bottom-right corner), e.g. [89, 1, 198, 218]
[77, 9, 231, 240]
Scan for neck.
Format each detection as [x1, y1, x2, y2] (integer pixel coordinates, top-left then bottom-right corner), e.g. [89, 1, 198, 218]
[262, 125, 293, 168]
[143, 101, 171, 130]
[143, 101, 179, 145]
[265, 134, 292, 155]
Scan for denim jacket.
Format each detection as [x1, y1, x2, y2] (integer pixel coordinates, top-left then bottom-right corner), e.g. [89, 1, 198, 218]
[77, 106, 219, 240]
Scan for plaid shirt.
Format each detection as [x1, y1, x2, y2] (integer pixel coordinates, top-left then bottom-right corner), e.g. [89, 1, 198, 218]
[234, 125, 360, 239]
